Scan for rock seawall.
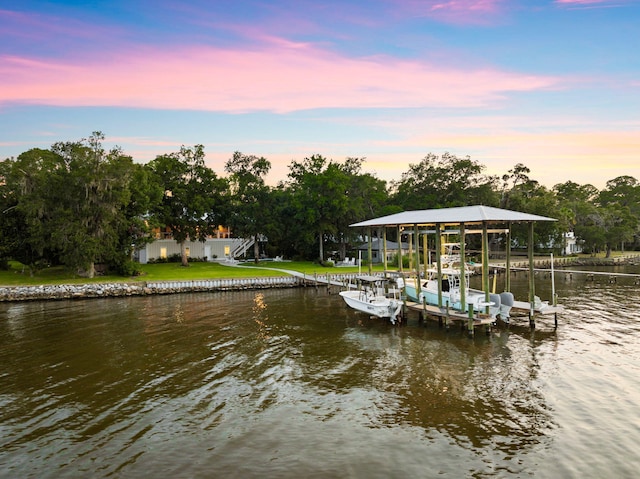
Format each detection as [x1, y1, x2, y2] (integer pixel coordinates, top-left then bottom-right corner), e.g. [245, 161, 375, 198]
[0, 277, 303, 302]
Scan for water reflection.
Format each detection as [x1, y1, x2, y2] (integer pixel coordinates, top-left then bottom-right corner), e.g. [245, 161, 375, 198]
[339, 324, 556, 455]
[252, 292, 271, 342]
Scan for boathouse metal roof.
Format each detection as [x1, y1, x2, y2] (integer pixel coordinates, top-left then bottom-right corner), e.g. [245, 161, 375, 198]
[350, 205, 556, 228]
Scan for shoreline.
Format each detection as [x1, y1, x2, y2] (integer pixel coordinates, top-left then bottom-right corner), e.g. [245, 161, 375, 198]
[0, 276, 306, 302]
[1, 255, 639, 302]
[0, 270, 365, 302]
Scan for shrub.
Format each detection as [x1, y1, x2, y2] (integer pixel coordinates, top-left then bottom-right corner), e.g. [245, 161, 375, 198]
[116, 259, 142, 276]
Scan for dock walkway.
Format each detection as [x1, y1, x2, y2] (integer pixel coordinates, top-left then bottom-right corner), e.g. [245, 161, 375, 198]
[404, 300, 493, 335]
[231, 263, 378, 287]
[489, 253, 640, 277]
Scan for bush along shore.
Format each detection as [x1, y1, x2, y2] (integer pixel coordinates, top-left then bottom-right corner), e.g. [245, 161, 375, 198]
[0, 276, 303, 302]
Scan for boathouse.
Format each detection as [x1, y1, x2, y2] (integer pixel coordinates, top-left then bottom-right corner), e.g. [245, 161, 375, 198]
[350, 205, 558, 330]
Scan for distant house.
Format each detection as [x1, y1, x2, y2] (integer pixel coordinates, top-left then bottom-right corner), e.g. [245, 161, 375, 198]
[562, 231, 582, 255]
[355, 238, 410, 264]
[135, 225, 251, 264]
[510, 230, 583, 257]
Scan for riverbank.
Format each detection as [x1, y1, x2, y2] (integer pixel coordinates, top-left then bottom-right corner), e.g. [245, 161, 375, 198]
[0, 259, 378, 301]
[0, 269, 370, 302]
[1, 254, 639, 302]
[0, 276, 307, 302]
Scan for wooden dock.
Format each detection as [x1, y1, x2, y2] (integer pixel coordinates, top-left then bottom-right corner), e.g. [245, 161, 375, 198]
[404, 300, 493, 336]
[491, 264, 640, 280]
[510, 300, 564, 315]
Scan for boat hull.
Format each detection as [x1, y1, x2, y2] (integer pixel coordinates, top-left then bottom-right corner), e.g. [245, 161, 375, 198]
[404, 281, 504, 319]
[339, 290, 402, 320]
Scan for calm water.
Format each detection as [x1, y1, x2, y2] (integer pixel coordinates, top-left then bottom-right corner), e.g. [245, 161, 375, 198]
[1, 268, 639, 478]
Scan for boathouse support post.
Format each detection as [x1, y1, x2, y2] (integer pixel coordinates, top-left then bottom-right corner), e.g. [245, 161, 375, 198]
[551, 252, 558, 329]
[528, 222, 536, 329]
[383, 227, 388, 272]
[460, 222, 467, 311]
[414, 224, 421, 297]
[397, 226, 403, 273]
[367, 227, 373, 275]
[550, 252, 557, 306]
[506, 222, 512, 292]
[482, 221, 490, 314]
[435, 223, 443, 307]
[408, 229, 413, 271]
[422, 232, 429, 272]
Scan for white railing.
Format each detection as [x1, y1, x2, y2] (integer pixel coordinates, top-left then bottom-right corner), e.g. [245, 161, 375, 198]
[231, 237, 255, 258]
[230, 234, 269, 259]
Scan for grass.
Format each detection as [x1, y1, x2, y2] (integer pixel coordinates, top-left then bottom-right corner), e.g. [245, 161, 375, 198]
[0, 260, 380, 287]
[3, 252, 636, 287]
[0, 262, 125, 286]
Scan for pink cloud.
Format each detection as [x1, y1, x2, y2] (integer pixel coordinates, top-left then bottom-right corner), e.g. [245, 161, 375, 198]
[0, 42, 558, 113]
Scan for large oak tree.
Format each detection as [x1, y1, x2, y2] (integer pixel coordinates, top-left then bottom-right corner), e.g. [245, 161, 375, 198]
[147, 145, 227, 266]
[224, 151, 271, 263]
[1, 133, 139, 277]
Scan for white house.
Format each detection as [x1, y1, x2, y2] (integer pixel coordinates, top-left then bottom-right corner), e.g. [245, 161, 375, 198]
[136, 237, 245, 264]
[562, 231, 582, 255]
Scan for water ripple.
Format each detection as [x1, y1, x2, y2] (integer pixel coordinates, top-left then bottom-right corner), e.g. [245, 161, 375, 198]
[1, 281, 639, 478]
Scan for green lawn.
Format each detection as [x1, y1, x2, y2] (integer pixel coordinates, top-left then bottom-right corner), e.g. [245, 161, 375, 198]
[4, 252, 633, 287]
[0, 260, 380, 287]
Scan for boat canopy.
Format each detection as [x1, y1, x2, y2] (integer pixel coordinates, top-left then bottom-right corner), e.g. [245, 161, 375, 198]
[350, 205, 556, 228]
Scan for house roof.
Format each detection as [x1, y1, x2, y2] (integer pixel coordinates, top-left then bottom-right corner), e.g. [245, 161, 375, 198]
[350, 205, 556, 228]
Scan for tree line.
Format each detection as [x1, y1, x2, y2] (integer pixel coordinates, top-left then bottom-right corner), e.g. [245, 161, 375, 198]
[1, 132, 638, 277]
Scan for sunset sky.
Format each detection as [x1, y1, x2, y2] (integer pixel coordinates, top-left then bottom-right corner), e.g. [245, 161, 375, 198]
[1, 0, 638, 189]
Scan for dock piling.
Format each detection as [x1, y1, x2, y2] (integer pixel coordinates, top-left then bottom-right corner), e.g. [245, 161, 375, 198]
[445, 301, 450, 330]
[529, 307, 536, 330]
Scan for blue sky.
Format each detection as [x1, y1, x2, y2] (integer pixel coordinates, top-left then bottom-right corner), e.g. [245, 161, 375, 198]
[1, 0, 639, 188]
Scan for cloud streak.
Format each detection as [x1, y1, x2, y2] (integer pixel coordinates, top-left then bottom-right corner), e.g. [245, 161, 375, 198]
[388, 0, 507, 25]
[0, 41, 558, 113]
[555, 0, 632, 8]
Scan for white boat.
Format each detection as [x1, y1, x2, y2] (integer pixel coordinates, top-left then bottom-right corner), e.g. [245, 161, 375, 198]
[339, 275, 404, 324]
[403, 267, 512, 320]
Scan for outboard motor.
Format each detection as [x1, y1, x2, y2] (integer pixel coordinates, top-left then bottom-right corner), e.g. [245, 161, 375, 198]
[489, 293, 501, 309]
[477, 292, 501, 319]
[499, 292, 515, 321]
